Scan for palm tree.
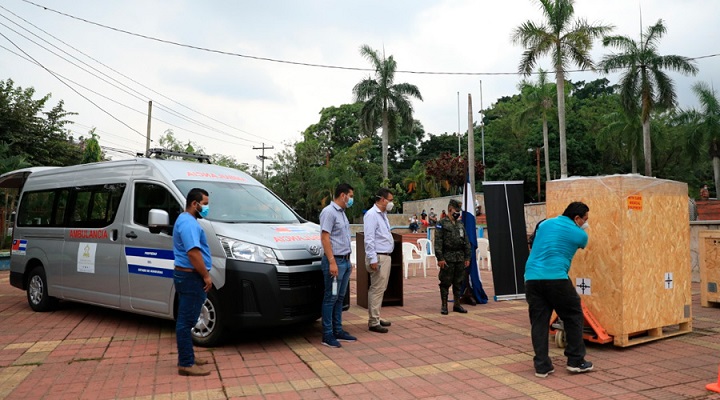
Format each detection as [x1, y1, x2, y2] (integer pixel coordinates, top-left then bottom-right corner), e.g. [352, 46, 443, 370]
[512, 0, 612, 179]
[515, 69, 555, 181]
[680, 82, 720, 197]
[353, 45, 423, 181]
[597, 108, 642, 173]
[600, 19, 698, 176]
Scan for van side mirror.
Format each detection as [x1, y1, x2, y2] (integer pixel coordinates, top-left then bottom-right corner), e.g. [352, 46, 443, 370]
[148, 209, 172, 234]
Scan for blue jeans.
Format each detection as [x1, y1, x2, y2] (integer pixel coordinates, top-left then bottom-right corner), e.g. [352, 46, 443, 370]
[174, 270, 207, 367]
[321, 256, 351, 337]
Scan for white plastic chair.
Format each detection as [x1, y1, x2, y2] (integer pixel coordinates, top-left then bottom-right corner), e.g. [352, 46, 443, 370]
[402, 242, 425, 279]
[350, 241, 357, 269]
[476, 238, 491, 271]
[416, 238, 437, 270]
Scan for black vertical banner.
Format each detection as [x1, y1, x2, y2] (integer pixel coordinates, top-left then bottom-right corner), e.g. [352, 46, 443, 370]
[483, 181, 528, 301]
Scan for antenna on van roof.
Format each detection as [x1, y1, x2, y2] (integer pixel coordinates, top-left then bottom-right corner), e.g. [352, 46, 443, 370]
[144, 148, 212, 164]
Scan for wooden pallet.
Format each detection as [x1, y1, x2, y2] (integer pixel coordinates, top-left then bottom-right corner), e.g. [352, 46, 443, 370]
[613, 321, 692, 347]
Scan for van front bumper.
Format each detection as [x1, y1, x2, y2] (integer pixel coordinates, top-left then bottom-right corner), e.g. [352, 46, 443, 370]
[218, 259, 324, 329]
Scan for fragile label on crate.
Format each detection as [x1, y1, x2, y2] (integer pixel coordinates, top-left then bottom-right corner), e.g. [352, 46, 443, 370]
[576, 278, 591, 295]
[627, 195, 643, 211]
[664, 272, 673, 289]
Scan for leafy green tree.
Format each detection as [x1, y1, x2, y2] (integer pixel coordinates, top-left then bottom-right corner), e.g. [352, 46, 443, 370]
[597, 107, 642, 173]
[81, 128, 103, 164]
[353, 44, 423, 181]
[0, 79, 82, 166]
[512, 0, 612, 178]
[515, 69, 555, 181]
[679, 82, 720, 196]
[156, 129, 206, 161]
[600, 19, 698, 176]
[402, 160, 441, 200]
[211, 154, 249, 171]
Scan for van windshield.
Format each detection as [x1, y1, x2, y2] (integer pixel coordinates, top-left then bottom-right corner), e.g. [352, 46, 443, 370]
[174, 180, 300, 223]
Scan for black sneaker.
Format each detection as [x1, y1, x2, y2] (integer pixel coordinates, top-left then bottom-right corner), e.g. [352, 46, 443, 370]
[535, 367, 555, 378]
[567, 360, 593, 373]
[321, 335, 342, 348]
[334, 330, 357, 342]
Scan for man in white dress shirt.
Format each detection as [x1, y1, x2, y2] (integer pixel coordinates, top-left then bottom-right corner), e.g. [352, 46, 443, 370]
[363, 188, 395, 333]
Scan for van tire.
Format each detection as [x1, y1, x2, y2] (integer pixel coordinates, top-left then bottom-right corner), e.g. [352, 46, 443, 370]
[191, 289, 225, 347]
[27, 266, 58, 312]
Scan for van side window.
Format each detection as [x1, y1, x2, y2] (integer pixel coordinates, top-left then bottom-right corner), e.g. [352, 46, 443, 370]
[68, 184, 126, 228]
[133, 183, 182, 226]
[17, 190, 61, 227]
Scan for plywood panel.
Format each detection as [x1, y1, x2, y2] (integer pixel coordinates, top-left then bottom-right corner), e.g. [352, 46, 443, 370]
[700, 230, 720, 307]
[546, 175, 692, 344]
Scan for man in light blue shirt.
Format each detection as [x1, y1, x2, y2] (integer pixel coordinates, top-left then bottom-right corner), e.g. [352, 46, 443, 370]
[318, 183, 356, 348]
[363, 188, 395, 333]
[525, 201, 592, 378]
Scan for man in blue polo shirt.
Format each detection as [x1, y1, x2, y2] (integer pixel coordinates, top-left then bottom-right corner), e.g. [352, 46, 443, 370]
[525, 201, 592, 378]
[173, 188, 212, 376]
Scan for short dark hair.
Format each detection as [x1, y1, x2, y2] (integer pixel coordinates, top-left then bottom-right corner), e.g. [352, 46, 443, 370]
[334, 183, 354, 199]
[448, 199, 461, 211]
[375, 188, 393, 202]
[186, 188, 209, 208]
[562, 201, 589, 220]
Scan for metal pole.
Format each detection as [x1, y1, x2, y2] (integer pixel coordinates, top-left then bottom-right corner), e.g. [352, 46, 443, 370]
[536, 147, 541, 201]
[145, 100, 152, 155]
[467, 94, 475, 197]
[457, 91, 461, 156]
[479, 80, 485, 167]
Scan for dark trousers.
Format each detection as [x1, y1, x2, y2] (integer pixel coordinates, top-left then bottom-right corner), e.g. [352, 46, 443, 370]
[525, 279, 586, 372]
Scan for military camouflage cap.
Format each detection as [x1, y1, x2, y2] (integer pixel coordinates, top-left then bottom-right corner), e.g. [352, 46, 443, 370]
[448, 199, 461, 210]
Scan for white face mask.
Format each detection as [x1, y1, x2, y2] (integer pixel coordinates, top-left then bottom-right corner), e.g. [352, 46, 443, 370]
[385, 201, 394, 212]
[581, 222, 589, 230]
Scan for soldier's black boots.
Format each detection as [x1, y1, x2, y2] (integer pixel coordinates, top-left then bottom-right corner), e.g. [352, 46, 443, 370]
[441, 294, 449, 315]
[461, 294, 477, 306]
[453, 304, 468, 313]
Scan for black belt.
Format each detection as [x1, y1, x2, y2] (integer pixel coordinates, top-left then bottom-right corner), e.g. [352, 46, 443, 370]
[377, 252, 392, 256]
[333, 254, 350, 260]
[174, 266, 196, 273]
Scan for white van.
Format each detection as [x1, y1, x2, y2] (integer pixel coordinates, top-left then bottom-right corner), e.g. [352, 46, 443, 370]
[0, 151, 325, 346]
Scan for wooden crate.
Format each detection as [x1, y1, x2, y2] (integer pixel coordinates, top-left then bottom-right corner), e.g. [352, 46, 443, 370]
[546, 175, 692, 347]
[700, 230, 720, 307]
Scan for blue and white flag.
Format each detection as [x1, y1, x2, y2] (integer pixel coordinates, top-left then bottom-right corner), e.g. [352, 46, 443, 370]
[462, 174, 489, 304]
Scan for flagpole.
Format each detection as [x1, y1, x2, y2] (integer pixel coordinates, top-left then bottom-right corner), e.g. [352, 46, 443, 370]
[467, 94, 475, 199]
[479, 80, 486, 180]
[457, 91, 461, 156]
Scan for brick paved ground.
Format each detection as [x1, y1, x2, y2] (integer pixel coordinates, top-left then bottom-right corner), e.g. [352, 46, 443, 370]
[1, 267, 720, 399]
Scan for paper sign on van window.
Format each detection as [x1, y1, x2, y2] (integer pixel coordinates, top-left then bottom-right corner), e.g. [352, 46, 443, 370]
[77, 242, 97, 273]
[627, 195, 642, 211]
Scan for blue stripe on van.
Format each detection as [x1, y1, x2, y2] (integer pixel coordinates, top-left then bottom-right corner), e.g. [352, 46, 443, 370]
[128, 264, 174, 278]
[124, 247, 174, 259]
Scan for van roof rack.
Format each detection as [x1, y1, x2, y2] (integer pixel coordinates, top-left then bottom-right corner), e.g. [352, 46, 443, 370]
[145, 148, 212, 164]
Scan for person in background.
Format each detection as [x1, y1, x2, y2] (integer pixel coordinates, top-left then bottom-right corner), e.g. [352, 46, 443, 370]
[428, 208, 437, 225]
[440, 210, 447, 219]
[700, 184, 710, 200]
[524, 201, 593, 378]
[434, 199, 470, 315]
[409, 214, 419, 233]
[173, 188, 213, 377]
[318, 183, 357, 348]
[363, 188, 395, 333]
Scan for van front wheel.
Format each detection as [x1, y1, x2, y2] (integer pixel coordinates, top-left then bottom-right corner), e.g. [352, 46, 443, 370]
[191, 289, 225, 347]
[27, 266, 58, 312]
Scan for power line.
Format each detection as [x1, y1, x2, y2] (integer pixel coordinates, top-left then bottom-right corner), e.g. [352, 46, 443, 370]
[20, 0, 720, 77]
[0, 8, 271, 146]
[0, 42, 255, 149]
[0, 31, 146, 139]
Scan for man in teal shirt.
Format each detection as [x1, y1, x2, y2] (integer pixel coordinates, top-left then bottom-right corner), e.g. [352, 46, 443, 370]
[525, 202, 592, 378]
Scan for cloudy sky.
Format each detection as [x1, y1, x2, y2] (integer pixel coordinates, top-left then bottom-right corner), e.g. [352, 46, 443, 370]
[1, 0, 718, 166]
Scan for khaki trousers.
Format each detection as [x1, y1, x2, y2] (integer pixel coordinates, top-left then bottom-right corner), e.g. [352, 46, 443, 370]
[365, 254, 391, 327]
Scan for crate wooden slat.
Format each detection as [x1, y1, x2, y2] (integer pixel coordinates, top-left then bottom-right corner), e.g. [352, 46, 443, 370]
[546, 175, 692, 347]
[699, 230, 720, 307]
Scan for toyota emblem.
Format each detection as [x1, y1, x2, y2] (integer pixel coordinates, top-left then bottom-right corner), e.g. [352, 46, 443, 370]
[308, 245, 321, 256]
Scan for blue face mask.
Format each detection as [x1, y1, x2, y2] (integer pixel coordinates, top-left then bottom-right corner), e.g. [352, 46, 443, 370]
[198, 204, 210, 218]
[346, 197, 354, 208]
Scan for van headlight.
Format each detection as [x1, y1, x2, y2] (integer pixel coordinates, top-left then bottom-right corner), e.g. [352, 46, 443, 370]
[218, 236, 278, 265]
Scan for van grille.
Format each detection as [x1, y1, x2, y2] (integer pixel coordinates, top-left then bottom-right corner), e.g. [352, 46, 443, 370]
[277, 270, 322, 288]
[278, 257, 320, 266]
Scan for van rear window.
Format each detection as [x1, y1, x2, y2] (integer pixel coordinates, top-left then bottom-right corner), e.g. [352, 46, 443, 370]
[18, 184, 125, 228]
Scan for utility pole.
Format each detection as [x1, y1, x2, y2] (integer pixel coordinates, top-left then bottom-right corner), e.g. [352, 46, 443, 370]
[253, 143, 274, 181]
[467, 94, 475, 198]
[145, 100, 152, 155]
[479, 80, 485, 171]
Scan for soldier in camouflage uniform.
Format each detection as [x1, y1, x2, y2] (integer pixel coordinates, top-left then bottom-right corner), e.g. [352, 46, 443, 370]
[434, 199, 471, 315]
